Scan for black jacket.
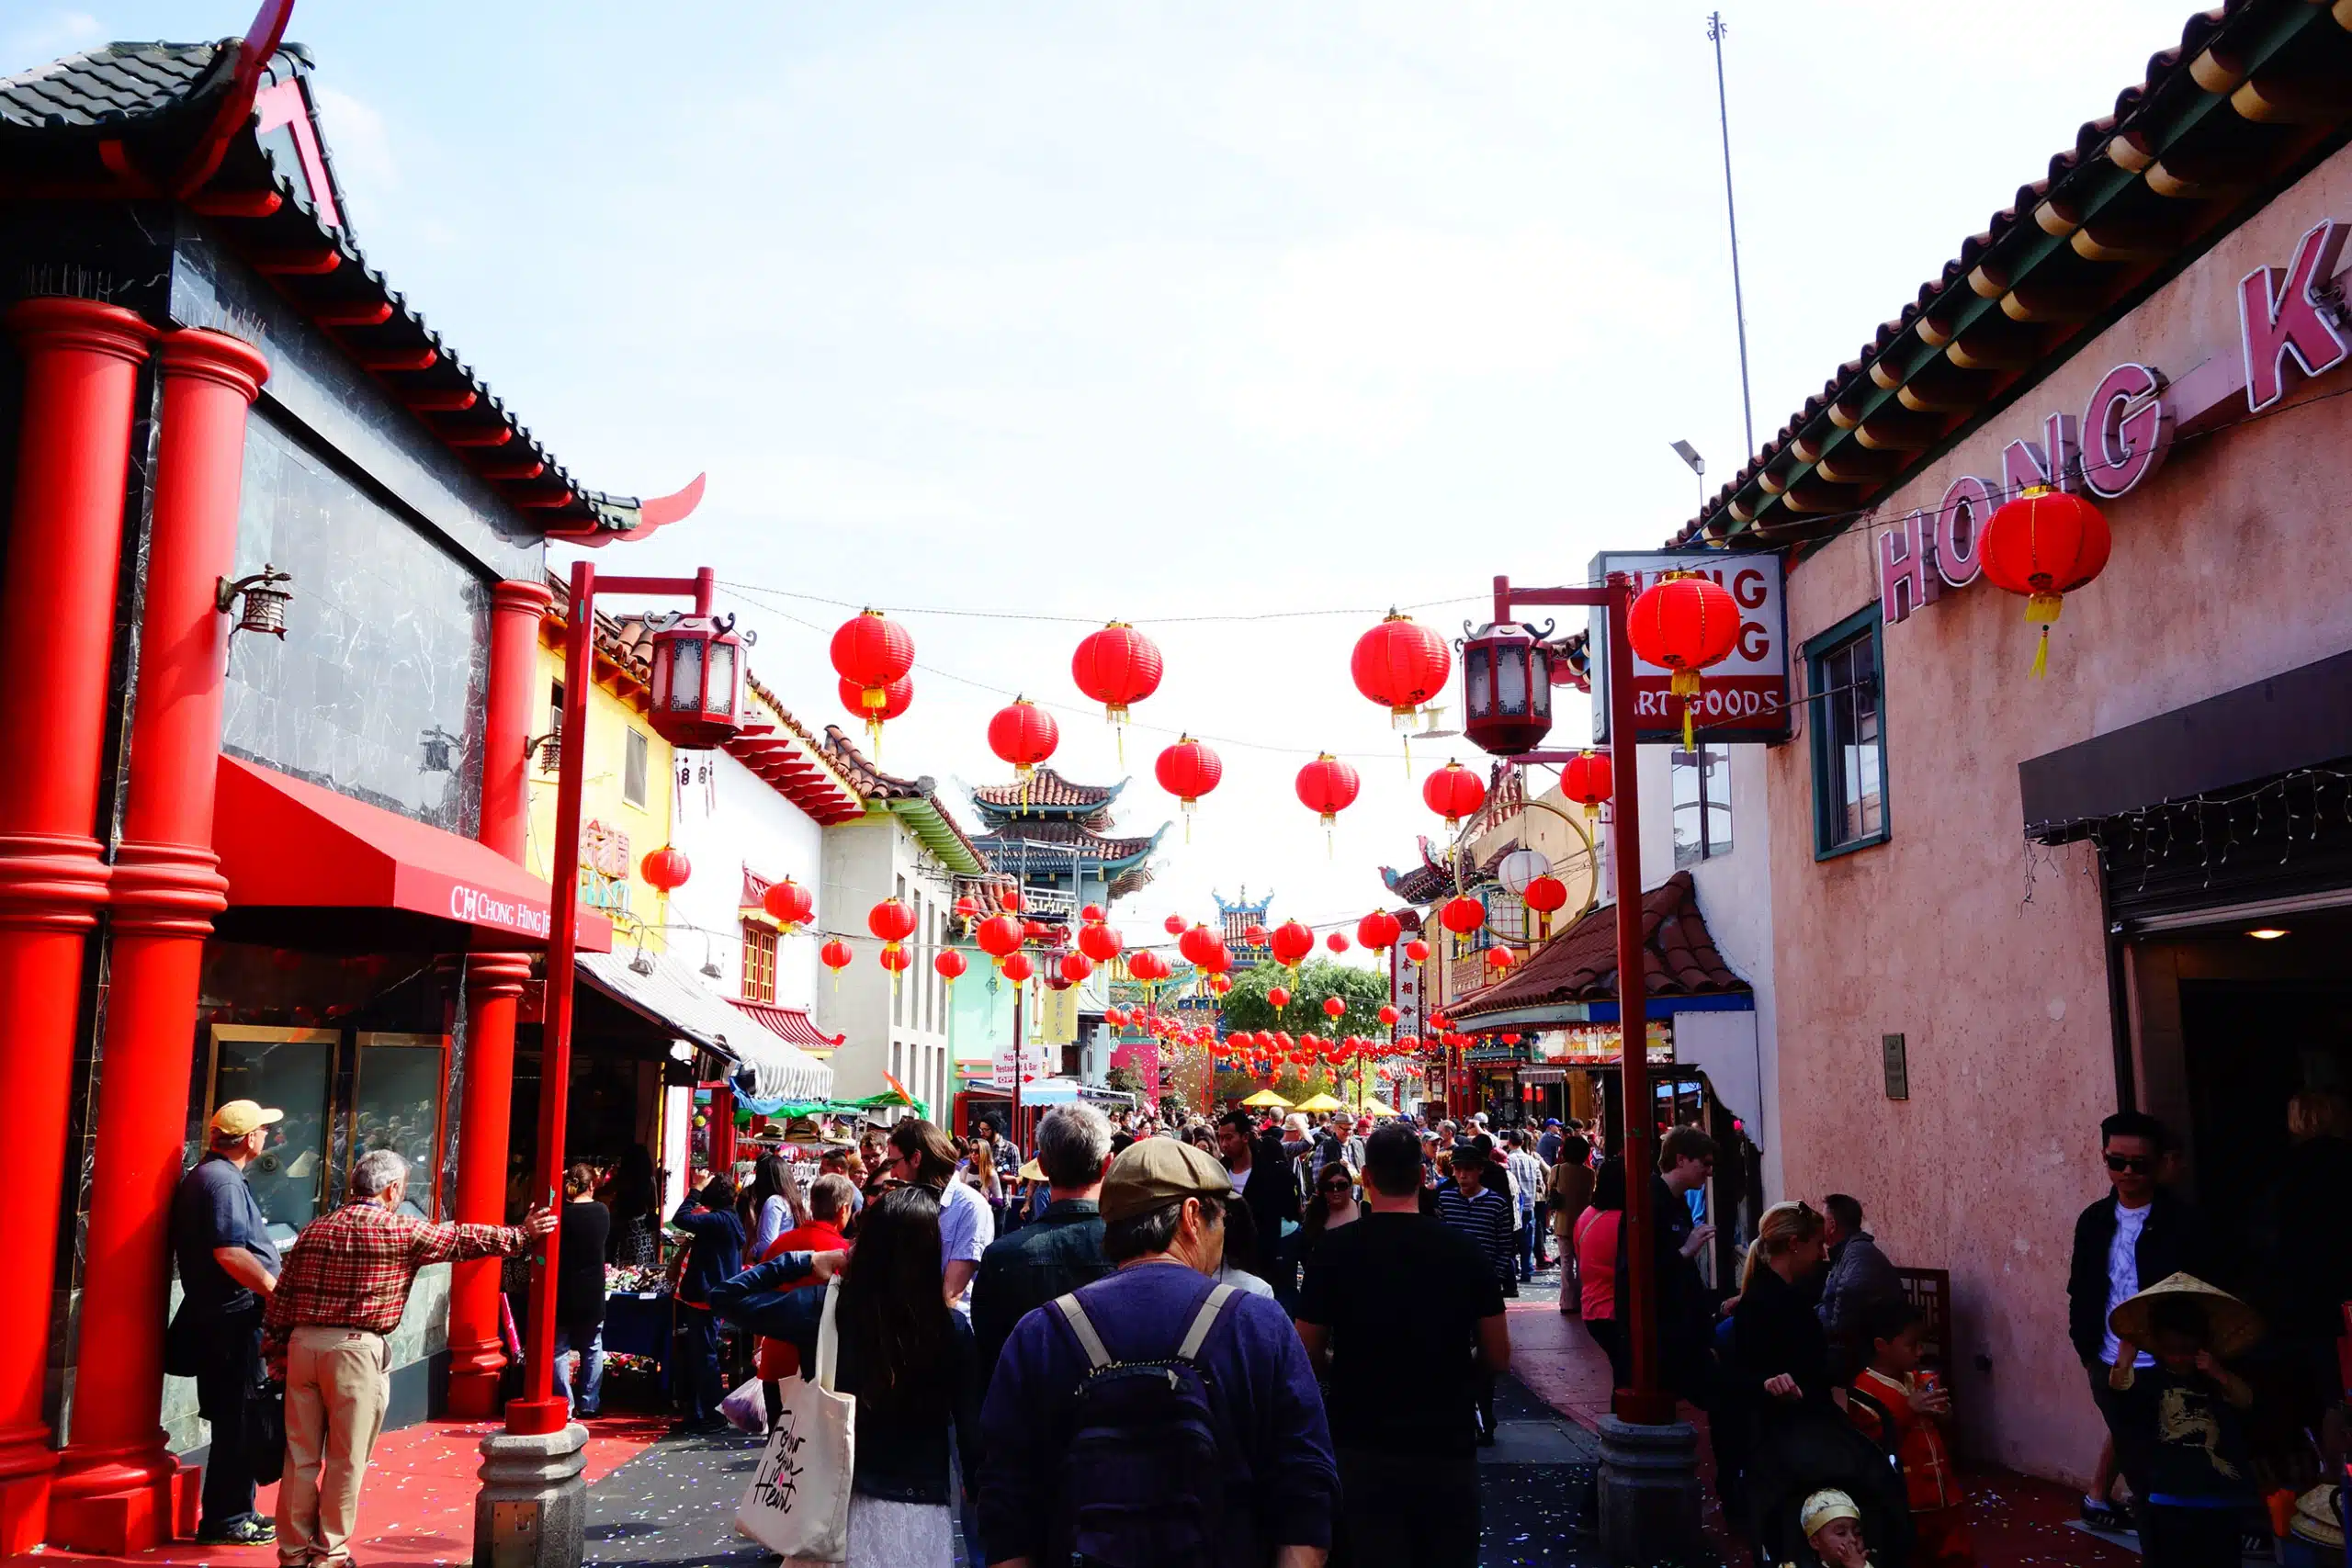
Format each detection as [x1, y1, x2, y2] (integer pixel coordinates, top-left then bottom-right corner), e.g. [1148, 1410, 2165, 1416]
[2066, 1189, 2215, 1367]
[969, 1198, 1110, 1385]
[1236, 1135, 1299, 1246]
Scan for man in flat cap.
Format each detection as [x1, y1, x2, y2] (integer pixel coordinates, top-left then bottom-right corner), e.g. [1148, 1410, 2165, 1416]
[978, 1136, 1337, 1568]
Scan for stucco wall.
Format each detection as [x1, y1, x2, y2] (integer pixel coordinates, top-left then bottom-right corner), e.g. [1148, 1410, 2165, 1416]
[668, 740, 825, 1012]
[817, 815, 955, 1114]
[1766, 144, 2352, 1485]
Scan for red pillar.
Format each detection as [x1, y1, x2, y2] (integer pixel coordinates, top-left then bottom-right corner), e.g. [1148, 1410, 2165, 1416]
[0, 297, 154, 1556]
[445, 580, 550, 1419]
[50, 330, 267, 1549]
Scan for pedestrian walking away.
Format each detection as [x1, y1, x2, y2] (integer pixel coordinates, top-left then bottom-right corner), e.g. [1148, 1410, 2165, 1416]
[169, 1100, 286, 1546]
[1545, 1134, 1594, 1315]
[978, 1135, 1337, 1567]
[1296, 1122, 1508, 1568]
[670, 1170, 745, 1430]
[753, 1172, 855, 1425]
[1433, 1142, 1515, 1442]
[264, 1149, 552, 1568]
[889, 1117, 996, 1314]
[969, 1102, 1114, 1385]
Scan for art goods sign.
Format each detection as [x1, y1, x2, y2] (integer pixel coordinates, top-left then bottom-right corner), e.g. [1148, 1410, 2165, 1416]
[1590, 550, 1791, 745]
[1880, 217, 2352, 625]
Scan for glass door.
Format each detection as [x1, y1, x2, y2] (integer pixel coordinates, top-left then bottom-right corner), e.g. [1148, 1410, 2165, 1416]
[204, 1025, 339, 1243]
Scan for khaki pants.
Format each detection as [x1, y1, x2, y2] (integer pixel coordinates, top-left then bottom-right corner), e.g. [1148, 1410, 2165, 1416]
[276, 1326, 390, 1566]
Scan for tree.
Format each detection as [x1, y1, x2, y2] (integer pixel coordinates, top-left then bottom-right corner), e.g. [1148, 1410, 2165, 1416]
[1220, 956, 1391, 1041]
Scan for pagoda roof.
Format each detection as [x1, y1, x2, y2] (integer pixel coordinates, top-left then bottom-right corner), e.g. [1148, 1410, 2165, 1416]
[1380, 836, 1455, 906]
[0, 30, 695, 541]
[1667, 0, 2352, 555]
[973, 816, 1167, 872]
[970, 769, 1128, 823]
[1451, 872, 1747, 1025]
[820, 726, 989, 876]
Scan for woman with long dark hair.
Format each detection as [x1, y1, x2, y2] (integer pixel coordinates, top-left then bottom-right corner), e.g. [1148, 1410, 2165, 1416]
[671, 1172, 744, 1431]
[741, 1152, 809, 1260]
[1574, 1157, 1629, 1385]
[711, 1186, 981, 1566]
[605, 1145, 661, 1267]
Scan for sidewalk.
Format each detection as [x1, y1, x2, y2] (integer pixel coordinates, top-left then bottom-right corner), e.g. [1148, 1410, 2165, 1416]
[1508, 1292, 2141, 1566]
[4, 1416, 671, 1568]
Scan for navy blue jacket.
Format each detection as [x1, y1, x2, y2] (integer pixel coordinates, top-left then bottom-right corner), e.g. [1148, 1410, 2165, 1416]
[969, 1198, 1111, 1385]
[670, 1195, 743, 1307]
[709, 1252, 982, 1506]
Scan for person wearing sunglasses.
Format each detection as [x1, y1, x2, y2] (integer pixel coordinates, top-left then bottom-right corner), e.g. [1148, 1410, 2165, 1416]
[1299, 1162, 1363, 1271]
[2065, 1109, 2222, 1536]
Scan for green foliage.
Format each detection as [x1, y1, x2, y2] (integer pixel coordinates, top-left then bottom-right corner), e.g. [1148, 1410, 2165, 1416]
[1103, 1065, 1143, 1099]
[1220, 956, 1391, 1040]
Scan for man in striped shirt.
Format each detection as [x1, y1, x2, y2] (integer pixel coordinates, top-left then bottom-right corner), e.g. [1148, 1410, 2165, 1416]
[1433, 1144, 1517, 1445]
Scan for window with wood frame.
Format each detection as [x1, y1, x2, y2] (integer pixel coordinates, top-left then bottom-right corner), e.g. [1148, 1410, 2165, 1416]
[741, 919, 778, 1003]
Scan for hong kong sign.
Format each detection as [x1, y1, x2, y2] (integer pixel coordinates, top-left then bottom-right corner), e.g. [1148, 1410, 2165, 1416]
[1881, 217, 2350, 625]
[1590, 550, 1791, 745]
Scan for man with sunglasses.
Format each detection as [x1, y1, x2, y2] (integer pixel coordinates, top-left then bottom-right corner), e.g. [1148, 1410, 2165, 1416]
[2066, 1109, 2221, 1533]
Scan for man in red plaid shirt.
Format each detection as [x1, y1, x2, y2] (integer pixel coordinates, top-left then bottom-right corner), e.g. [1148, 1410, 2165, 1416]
[265, 1148, 554, 1567]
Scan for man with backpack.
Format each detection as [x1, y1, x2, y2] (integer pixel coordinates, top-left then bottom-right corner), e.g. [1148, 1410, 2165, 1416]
[978, 1137, 1338, 1567]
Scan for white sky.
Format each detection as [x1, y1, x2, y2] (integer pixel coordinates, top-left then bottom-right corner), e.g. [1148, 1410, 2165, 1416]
[16, 0, 2199, 948]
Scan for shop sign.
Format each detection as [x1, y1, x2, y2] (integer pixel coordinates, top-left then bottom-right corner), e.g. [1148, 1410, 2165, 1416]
[1543, 1021, 1672, 1066]
[1882, 217, 2352, 626]
[1590, 551, 1790, 744]
[581, 818, 633, 914]
[447, 882, 553, 939]
[1390, 940, 1423, 1036]
[1518, 1066, 1566, 1085]
[990, 1045, 1049, 1090]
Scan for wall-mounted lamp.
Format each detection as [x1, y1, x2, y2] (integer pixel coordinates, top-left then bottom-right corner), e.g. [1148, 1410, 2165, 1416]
[419, 725, 459, 774]
[217, 564, 293, 660]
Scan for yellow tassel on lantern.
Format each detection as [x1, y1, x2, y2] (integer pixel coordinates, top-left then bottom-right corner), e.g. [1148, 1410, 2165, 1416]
[2025, 592, 2064, 679]
[1670, 668, 1702, 750]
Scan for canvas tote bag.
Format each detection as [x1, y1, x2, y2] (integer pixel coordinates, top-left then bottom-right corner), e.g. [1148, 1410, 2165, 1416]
[736, 1278, 856, 1564]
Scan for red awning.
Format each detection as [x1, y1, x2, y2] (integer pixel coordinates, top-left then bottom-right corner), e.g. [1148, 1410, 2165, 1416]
[730, 998, 842, 1052]
[213, 755, 611, 952]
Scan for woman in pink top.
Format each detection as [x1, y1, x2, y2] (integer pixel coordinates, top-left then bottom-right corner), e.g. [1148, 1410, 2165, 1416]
[1573, 1157, 1629, 1387]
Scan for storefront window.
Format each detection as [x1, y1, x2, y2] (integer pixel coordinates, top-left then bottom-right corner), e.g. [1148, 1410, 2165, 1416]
[1671, 744, 1735, 868]
[206, 1026, 337, 1238]
[349, 1034, 447, 1219]
[1806, 606, 1889, 858]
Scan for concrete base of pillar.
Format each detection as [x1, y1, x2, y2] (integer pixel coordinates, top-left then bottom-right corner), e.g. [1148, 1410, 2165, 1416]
[474, 1424, 588, 1568]
[1596, 1415, 1702, 1565]
[45, 1467, 198, 1553]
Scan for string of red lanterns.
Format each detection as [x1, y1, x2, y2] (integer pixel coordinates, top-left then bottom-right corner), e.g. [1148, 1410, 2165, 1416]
[830, 609, 915, 752]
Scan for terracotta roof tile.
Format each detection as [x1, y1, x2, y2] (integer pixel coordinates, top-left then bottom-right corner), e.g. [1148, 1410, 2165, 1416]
[1451, 871, 1745, 1021]
[970, 768, 1126, 812]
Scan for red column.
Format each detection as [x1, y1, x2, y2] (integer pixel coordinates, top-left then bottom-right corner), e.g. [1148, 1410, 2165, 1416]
[50, 330, 266, 1548]
[446, 580, 550, 1419]
[0, 297, 153, 1556]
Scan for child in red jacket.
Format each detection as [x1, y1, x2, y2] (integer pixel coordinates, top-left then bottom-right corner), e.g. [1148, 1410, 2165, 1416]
[1846, 1298, 1973, 1568]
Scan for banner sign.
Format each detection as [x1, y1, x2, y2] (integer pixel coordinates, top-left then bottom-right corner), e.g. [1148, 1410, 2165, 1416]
[1590, 551, 1790, 745]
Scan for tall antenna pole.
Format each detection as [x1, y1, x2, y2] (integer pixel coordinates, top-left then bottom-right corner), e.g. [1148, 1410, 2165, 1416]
[1708, 11, 1756, 459]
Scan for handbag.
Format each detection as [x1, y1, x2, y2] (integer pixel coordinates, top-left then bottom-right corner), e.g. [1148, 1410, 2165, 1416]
[163, 1301, 203, 1380]
[243, 1372, 286, 1487]
[735, 1279, 855, 1565]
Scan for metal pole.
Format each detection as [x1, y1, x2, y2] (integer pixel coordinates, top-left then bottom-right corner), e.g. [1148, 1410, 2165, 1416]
[1605, 570, 1674, 1426]
[1010, 978, 1023, 1155]
[1708, 12, 1756, 459]
[507, 558, 597, 1436]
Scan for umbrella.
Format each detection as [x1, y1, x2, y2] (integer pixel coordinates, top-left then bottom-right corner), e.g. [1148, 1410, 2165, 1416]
[1293, 1092, 1346, 1112]
[1356, 1097, 1399, 1118]
[1239, 1089, 1293, 1109]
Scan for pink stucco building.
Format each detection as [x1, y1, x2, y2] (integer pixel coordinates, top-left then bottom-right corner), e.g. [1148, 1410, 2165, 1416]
[1677, 4, 2352, 1485]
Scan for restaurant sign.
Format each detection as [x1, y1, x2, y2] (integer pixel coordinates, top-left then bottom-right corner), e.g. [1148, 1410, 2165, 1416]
[1590, 551, 1791, 745]
[1881, 217, 2351, 626]
[1543, 1021, 1672, 1066]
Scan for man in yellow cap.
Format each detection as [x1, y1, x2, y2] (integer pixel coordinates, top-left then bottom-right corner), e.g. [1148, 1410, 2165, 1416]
[978, 1135, 1337, 1568]
[168, 1100, 286, 1544]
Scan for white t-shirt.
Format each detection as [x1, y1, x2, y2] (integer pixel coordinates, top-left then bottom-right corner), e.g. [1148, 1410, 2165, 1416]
[2099, 1199, 2156, 1369]
[935, 1177, 996, 1315]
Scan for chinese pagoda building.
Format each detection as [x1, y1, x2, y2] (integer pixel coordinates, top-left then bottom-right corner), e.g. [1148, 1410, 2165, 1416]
[966, 768, 1166, 922]
[1212, 886, 1274, 968]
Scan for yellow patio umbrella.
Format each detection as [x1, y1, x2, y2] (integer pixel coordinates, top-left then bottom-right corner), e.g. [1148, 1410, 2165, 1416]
[1357, 1097, 1399, 1118]
[1293, 1092, 1347, 1112]
[1240, 1088, 1293, 1109]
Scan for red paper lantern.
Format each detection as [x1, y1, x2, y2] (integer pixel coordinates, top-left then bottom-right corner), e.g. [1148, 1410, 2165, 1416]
[1071, 622, 1164, 725]
[1059, 953, 1094, 987]
[1404, 938, 1430, 964]
[1628, 571, 1741, 749]
[1267, 986, 1291, 1010]
[1378, 1004, 1400, 1028]
[1523, 874, 1568, 915]
[1163, 914, 1188, 936]
[976, 914, 1024, 964]
[1178, 924, 1221, 968]
[1326, 931, 1351, 953]
[1322, 996, 1346, 1020]
[1078, 922, 1124, 964]
[867, 897, 917, 948]
[831, 609, 916, 747]
[1357, 910, 1401, 953]
[1563, 749, 1612, 825]
[640, 846, 691, 892]
[1211, 974, 1232, 994]
[1128, 951, 1169, 983]
[1295, 753, 1361, 829]
[988, 697, 1059, 780]
[1270, 919, 1315, 967]
[1200, 942, 1232, 976]
[1421, 760, 1487, 829]
[819, 938, 853, 978]
[1154, 735, 1224, 828]
[1351, 611, 1453, 726]
[999, 885, 1024, 913]
[953, 894, 980, 922]
[1979, 486, 2112, 677]
[1441, 896, 1486, 935]
[1486, 946, 1515, 973]
[1001, 953, 1035, 983]
[1242, 923, 1267, 945]
[1080, 902, 1105, 922]
[878, 945, 912, 976]
[762, 877, 815, 931]
[837, 675, 910, 727]
[933, 949, 967, 985]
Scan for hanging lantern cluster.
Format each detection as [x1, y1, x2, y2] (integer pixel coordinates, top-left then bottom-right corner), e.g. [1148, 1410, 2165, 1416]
[1627, 571, 1740, 750]
[1979, 486, 2111, 677]
[831, 609, 915, 751]
[1071, 622, 1164, 761]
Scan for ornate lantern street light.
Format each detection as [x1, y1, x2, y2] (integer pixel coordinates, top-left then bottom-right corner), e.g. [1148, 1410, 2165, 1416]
[645, 605, 751, 749]
[1458, 619, 1555, 756]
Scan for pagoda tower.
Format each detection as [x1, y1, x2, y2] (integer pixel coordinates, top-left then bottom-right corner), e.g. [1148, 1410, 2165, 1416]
[1212, 886, 1274, 968]
[967, 767, 1168, 921]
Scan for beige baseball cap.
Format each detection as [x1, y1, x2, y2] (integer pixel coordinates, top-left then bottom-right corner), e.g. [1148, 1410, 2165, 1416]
[210, 1100, 284, 1138]
[1100, 1137, 1233, 1224]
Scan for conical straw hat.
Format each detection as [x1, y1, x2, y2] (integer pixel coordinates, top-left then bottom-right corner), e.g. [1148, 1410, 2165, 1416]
[2107, 1271, 2263, 1359]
